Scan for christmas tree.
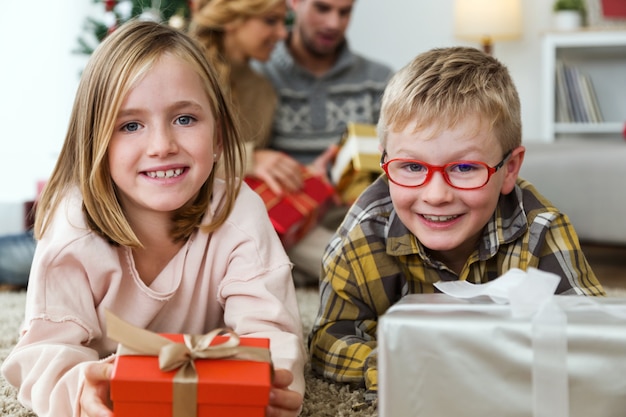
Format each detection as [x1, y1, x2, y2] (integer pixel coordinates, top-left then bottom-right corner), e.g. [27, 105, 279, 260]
[76, 0, 191, 55]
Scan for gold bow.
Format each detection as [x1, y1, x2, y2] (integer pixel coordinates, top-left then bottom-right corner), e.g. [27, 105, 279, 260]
[106, 310, 271, 417]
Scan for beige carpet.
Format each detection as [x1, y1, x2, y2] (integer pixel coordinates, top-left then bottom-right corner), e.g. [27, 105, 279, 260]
[0, 288, 377, 417]
[2, 287, 626, 416]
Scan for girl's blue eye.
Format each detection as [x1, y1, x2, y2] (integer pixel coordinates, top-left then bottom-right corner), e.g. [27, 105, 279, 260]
[123, 122, 140, 132]
[177, 115, 194, 126]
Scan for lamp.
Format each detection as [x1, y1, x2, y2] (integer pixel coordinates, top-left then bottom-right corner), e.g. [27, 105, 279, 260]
[454, 0, 522, 55]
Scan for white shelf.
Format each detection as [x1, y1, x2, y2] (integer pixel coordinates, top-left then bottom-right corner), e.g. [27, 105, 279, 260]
[541, 30, 626, 142]
[555, 121, 624, 134]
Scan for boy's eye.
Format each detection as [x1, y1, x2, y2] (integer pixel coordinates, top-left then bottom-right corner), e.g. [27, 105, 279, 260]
[122, 122, 140, 132]
[402, 162, 427, 173]
[176, 115, 195, 126]
[449, 162, 480, 173]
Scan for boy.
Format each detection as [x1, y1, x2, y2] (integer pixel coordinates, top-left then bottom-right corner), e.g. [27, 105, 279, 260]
[308, 46, 605, 399]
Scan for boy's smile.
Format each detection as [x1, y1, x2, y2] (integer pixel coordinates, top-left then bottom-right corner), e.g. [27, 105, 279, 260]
[384, 115, 521, 271]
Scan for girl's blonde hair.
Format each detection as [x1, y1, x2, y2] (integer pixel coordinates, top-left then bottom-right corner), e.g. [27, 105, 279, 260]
[189, 0, 285, 86]
[378, 47, 522, 153]
[35, 20, 245, 247]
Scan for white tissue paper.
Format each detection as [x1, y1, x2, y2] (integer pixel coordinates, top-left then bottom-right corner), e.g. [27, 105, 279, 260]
[377, 268, 626, 417]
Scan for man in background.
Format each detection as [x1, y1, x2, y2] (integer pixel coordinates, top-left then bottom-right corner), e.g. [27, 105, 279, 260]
[252, 0, 393, 285]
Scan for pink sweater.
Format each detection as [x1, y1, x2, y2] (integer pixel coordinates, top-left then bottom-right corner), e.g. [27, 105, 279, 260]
[1, 180, 305, 416]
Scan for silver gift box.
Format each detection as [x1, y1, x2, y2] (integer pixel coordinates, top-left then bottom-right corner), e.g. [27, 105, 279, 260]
[378, 294, 626, 417]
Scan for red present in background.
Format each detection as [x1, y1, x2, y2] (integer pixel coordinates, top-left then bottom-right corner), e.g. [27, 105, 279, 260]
[245, 167, 335, 249]
[110, 334, 271, 417]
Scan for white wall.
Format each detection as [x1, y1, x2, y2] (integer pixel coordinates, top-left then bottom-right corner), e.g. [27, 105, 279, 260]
[0, 0, 95, 232]
[347, 0, 554, 142]
[0, 0, 554, 233]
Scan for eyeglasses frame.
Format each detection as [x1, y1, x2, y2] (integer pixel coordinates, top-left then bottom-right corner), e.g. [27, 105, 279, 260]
[380, 149, 513, 190]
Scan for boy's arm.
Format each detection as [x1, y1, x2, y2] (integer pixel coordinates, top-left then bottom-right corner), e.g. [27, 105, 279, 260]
[534, 212, 605, 296]
[308, 239, 395, 393]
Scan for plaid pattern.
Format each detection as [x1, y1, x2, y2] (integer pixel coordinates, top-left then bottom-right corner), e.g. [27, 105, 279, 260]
[308, 176, 605, 392]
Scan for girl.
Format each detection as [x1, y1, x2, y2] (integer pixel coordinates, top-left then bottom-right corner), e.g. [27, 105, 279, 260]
[1, 20, 305, 417]
[189, 0, 304, 194]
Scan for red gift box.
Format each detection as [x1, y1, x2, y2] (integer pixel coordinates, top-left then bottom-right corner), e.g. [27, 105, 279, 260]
[245, 167, 335, 248]
[110, 327, 271, 417]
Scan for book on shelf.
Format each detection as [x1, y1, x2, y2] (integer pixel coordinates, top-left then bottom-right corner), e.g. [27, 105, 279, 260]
[555, 60, 604, 124]
[555, 60, 572, 122]
[580, 72, 603, 123]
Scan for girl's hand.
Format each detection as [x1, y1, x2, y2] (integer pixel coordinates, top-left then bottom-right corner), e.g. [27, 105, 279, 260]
[266, 368, 303, 417]
[80, 362, 114, 417]
[79, 363, 303, 417]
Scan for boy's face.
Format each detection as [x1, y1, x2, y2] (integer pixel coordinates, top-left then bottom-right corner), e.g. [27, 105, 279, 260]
[384, 115, 523, 267]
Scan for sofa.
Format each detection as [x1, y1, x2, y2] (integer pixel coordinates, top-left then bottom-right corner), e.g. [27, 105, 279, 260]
[520, 139, 626, 245]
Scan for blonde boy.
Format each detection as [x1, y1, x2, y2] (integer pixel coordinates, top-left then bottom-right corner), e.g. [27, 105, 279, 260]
[309, 46, 605, 398]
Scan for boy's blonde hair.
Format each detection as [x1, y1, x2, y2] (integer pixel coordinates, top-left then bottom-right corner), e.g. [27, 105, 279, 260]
[378, 47, 521, 153]
[35, 20, 245, 247]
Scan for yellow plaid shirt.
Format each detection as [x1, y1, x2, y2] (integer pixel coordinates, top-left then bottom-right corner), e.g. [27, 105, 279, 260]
[308, 176, 605, 394]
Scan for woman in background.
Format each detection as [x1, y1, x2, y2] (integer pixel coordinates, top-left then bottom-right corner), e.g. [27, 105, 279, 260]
[190, 0, 302, 191]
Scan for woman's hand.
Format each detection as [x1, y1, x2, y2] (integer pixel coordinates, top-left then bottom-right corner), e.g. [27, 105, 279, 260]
[80, 362, 114, 417]
[308, 143, 339, 182]
[266, 368, 303, 417]
[253, 150, 304, 195]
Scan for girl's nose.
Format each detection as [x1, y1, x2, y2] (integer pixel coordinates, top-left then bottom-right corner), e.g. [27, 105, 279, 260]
[147, 127, 179, 157]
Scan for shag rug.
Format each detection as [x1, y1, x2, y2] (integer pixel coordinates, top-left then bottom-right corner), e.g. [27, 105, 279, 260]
[2, 287, 626, 416]
[0, 288, 377, 417]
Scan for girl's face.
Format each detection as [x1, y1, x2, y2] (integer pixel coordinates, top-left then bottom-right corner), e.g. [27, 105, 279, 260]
[108, 53, 217, 219]
[384, 115, 523, 268]
[224, 3, 288, 62]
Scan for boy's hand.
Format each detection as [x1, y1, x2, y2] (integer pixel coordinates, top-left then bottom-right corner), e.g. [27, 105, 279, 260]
[266, 368, 303, 417]
[80, 362, 114, 417]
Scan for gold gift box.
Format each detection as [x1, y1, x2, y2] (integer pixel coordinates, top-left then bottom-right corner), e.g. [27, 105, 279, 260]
[330, 123, 383, 204]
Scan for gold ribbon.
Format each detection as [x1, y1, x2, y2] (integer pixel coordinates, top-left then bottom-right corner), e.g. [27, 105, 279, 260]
[106, 310, 272, 417]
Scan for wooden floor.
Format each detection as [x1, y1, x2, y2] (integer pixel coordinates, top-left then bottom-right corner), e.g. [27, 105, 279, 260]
[581, 242, 626, 290]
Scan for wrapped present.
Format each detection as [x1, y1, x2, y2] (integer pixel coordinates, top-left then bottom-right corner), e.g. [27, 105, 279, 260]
[378, 269, 626, 417]
[330, 122, 382, 204]
[107, 311, 272, 417]
[245, 167, 335, 249]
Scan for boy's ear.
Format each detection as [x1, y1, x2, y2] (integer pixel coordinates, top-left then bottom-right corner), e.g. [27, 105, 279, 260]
[500, 146, 525, 195]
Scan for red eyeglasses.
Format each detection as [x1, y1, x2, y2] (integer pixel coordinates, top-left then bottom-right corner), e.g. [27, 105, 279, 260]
[380, 150, 512, 190]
